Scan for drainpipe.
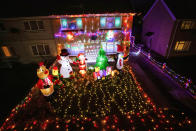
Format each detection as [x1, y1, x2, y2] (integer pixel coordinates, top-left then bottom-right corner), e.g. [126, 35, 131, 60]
[50, 18, 57, 56]
[166, 20, 179, 58]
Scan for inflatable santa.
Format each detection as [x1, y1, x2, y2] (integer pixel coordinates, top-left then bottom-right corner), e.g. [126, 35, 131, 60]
[74, 53, 87, 77]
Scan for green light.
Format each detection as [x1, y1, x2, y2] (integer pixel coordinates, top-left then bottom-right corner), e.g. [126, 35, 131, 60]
[94, 47, 109, 70]
[61, 19, 67, 29]
[66, 44, 71, 48]
[115, 17, 121, 27]
[100, 17, 106, 28]
[76, 18, 82, 28]
[106, 30, 114, 41]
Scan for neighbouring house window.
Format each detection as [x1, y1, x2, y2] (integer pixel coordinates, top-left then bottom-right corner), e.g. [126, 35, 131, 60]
[24, 21, 44, 31]
[1, 46, 16, 57]
[0, 23, 6, 31]
[31, 44, 50, 56]
[181, 21, 195, 30]
[174, 41, 191, 51]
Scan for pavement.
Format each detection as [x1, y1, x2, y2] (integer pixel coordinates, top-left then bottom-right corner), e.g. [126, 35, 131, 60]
[128, 51, 196, 130]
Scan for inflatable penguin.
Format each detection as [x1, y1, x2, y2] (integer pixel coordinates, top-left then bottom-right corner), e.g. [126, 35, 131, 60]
[114, 45, 129, 70]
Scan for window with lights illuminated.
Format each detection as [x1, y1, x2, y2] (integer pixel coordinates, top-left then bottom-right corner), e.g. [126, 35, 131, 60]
[61, 18, 83, 30]
[174, 41, 191, 51]
[100, 17, 121, 29]
[181, 21, 195, 30]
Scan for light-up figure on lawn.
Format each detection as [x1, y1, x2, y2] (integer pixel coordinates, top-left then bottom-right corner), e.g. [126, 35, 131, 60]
[58, 49, 73, 78]
[115, 44, 129, 70]
[94, 47, 109, 70]
[75, 53, 87, 77]
[36, 62, 54, 96]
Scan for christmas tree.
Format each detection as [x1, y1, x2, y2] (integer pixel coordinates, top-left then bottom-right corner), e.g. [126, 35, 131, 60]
[94, 47, 109, 70]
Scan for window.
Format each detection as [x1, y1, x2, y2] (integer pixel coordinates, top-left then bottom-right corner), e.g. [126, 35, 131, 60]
[1, 46, 16, 57]
[174, 41, 191, 51]
[30, 21, 38, 30]
[60, 18, 83, 30]
[101, 42, 120, 53]
[100, 17, 121, 29]
[181, 21, 195, 30]
[0, 23, 6, 31]
[31, 44, 50, 56]
[24, 21, 44, 31]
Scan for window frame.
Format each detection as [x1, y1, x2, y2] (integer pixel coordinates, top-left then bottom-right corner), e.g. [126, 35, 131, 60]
[99, 16, 122, 29]
[1, 46, 17, 57]
[31, 44, 50, 56]
[24, 20, 45, 31]
[181, 20, 195, 30]
[174, 41, 191, 52]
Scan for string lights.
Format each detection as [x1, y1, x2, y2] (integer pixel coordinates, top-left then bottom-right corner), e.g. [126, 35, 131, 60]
[0, 62, 192, 130]
[133, 46, 196, 98]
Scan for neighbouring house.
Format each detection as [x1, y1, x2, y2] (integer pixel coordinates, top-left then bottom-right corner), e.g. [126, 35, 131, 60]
[0, 17, 57, 64]
[142, 0, 196, 58]
[0, 12, 135, 64]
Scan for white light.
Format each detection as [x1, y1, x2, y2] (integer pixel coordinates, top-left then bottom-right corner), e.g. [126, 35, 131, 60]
[132, 49, 140, 56]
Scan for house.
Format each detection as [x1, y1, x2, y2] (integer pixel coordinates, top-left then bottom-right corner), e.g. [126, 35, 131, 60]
[0, 16, 57, 64]
[0, 12, 135, 64]
[142, 0, 196, 58]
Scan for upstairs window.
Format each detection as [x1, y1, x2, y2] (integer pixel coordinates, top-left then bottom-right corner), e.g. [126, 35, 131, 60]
[181, 21, 195, 30]
[60, 18, 83, 31]
[24, 21, 44, 31]
[31, 44, 50, 56]
[174, 41, 191, 51]
[100, 17, 121, 29]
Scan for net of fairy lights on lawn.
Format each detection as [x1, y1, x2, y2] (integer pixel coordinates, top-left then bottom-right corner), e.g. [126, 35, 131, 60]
[1, 64, 192, 130]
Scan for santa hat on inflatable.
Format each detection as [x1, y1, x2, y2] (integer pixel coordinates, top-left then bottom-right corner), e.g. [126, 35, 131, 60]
[78, 53, 84, 58]
[117, 44, 123, 53]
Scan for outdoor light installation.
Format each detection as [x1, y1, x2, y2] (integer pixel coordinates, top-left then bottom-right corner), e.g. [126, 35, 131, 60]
[55, 14, 133, 61]
[36, 62, 54, 96]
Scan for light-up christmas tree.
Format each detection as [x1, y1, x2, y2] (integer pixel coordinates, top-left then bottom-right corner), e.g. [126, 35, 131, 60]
[94, 47, 109, 70]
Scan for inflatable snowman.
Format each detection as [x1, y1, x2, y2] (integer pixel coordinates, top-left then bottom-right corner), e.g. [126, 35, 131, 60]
[58, 49, 73, 78]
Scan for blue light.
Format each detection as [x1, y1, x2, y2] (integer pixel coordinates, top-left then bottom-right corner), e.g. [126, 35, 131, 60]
[100, 17, 106, 28]
[69, 23, 76, 30]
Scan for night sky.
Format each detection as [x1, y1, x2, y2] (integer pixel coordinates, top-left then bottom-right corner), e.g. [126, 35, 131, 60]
[0, 0, 155, 17]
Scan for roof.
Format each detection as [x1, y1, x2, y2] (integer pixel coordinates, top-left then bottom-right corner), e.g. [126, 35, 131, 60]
[146, 0, 196, 19]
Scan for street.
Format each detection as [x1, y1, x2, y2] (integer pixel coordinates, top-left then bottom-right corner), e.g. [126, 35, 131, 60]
[128, 52, 196, 130]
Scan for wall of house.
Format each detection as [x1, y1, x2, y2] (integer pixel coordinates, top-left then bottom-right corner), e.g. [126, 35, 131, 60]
[52, 15, 133, 62]
[52, 15, 133, 47]
[142, 0, 175, 57]
[0, 17, 57, 64]
[167, 19, 196, 57]
[0, 14, 134, 64]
